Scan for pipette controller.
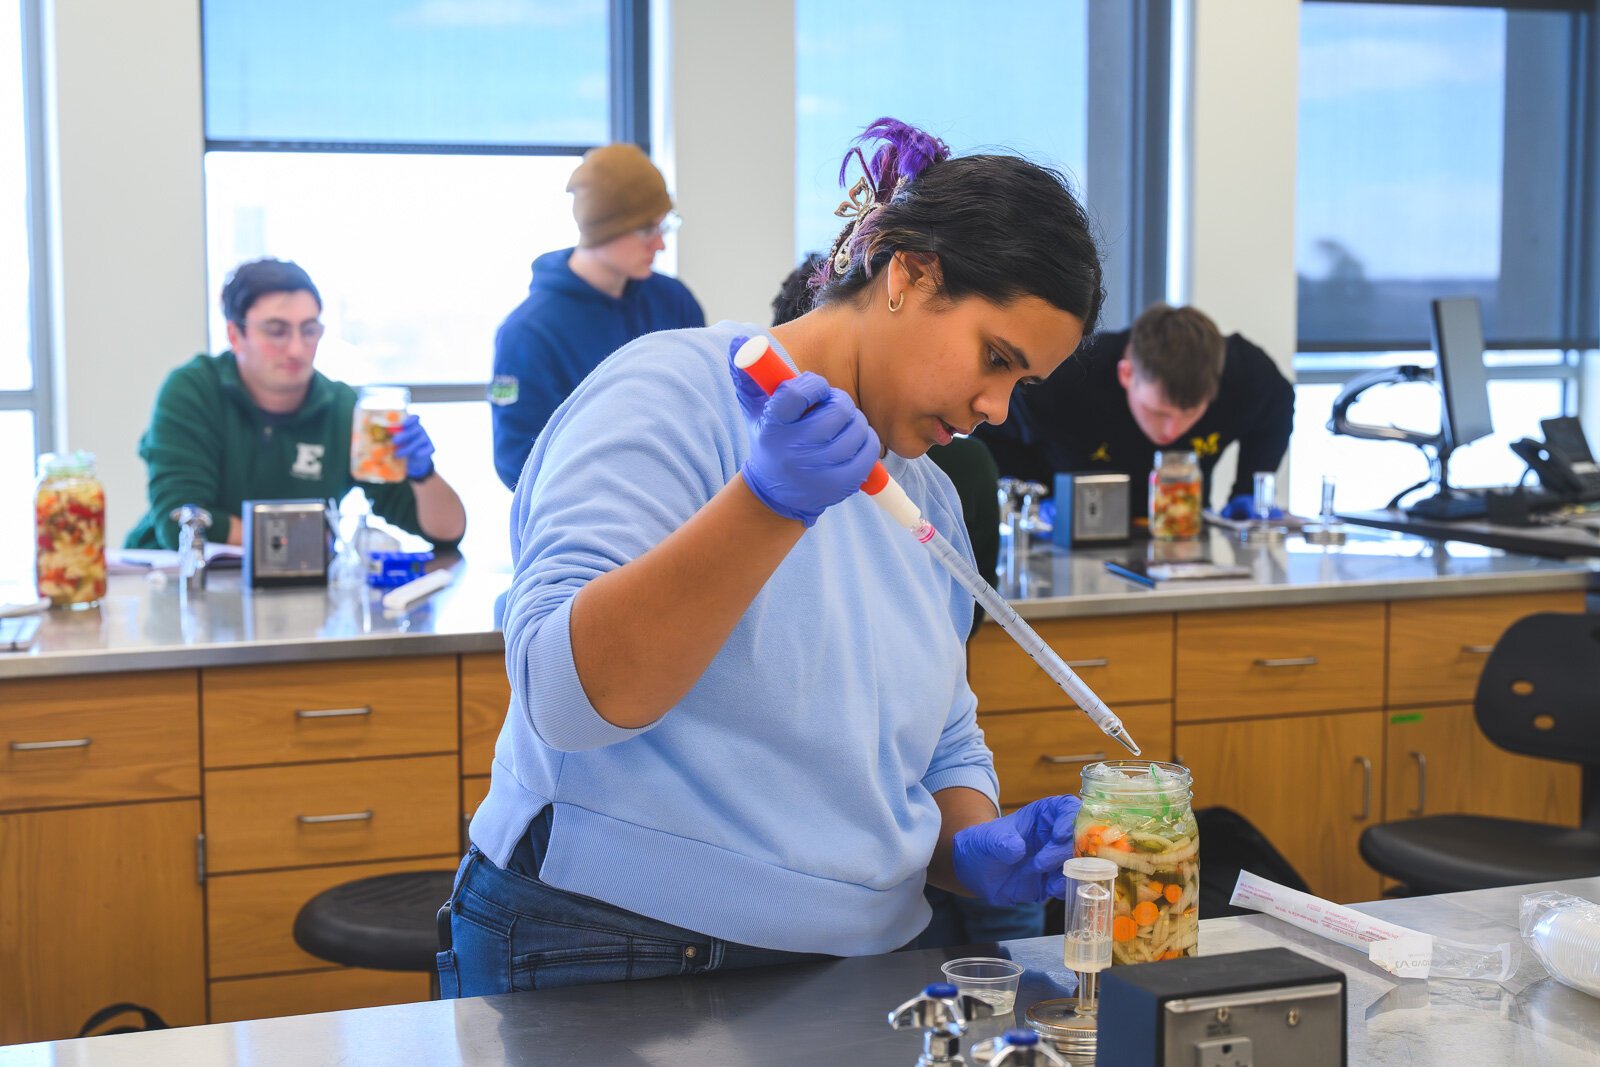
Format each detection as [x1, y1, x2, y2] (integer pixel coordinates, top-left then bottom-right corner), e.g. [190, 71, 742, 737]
[734, 335, 1140, 757]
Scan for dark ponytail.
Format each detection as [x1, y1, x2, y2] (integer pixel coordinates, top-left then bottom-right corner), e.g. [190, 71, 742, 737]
[816, 118, 1104, 336]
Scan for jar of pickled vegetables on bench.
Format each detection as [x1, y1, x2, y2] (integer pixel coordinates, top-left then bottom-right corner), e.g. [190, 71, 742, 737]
[351, 385, 410, 484]
[1148, 450, 1201, 540]
[1074, 761, 1198, 965]
[35, 450, 106, 609]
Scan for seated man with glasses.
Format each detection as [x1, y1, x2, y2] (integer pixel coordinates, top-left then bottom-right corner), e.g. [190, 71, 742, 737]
[125, 257, 466, 549]
[490, 143, 704, 488]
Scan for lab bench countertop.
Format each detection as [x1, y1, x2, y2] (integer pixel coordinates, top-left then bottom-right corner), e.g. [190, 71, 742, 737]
[6, 876, 1599, 1066]
[0, 526, 1594, 680]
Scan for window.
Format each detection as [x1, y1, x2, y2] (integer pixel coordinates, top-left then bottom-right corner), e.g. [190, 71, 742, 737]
[1292, 1, 1597, 513]
[794, 1, 1170, 328]
[0, 0, 44, 593]
[201, 0, 647, 567]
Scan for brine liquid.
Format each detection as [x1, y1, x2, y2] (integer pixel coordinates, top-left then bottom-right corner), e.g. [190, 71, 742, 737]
[967, 988, 1016, 1014]
[1063, 931, 1112, 972]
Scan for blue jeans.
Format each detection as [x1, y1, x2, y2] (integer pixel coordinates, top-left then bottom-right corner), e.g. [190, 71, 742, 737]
[437, 812, 830, 996]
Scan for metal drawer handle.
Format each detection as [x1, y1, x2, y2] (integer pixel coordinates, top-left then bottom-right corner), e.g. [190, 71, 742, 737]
[295, 706, 373, 720]
[10, 737, 92, 751]
[1063, 658, 1109, 670]
[1460, 644, 1494, 655]
[297, 810, 374, 825]
[1354, 756, 1373, 822]
[1040, 751, 1107, 765]
[1254, 656, 1319, 668]
[1408, 751, 1428, 816]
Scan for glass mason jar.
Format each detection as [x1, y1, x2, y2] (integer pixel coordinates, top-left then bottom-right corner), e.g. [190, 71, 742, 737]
[1148, 449, 1202, 541]
[351, 385, 410, 484]
[1075, 760, 1198, 965]
[35, 450, 107, 609]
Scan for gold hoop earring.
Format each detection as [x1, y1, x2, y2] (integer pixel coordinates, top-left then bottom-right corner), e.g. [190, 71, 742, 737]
[888, 290, 905, 313]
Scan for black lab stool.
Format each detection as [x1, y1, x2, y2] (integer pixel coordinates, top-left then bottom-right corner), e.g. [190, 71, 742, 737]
[293, 870, 456, 999]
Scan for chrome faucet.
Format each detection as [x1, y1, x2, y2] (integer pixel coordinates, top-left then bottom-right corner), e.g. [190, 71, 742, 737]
[887, 982, 996, 1067]
[170, 505, 213, 593]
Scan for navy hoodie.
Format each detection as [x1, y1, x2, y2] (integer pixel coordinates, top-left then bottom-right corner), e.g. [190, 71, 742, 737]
[490, 249, 704, 488]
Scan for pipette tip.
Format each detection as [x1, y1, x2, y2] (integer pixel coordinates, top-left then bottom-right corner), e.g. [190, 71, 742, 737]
[1110, 726, 1142, 757]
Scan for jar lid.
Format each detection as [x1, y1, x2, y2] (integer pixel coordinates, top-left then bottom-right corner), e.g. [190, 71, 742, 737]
[1025, 998, 1099, 1052]
[38, 450, 97, 478]
[1079, 760, 1191, 797]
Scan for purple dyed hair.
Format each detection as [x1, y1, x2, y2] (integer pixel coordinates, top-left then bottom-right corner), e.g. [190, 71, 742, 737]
[840, 117, 952, 201]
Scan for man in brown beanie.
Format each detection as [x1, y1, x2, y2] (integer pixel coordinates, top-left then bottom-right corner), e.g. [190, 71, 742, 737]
[490, 143, 705, 488]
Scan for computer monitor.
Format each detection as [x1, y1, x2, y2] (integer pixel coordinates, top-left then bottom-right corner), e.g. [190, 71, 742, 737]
[1431, 296, 1495, 452]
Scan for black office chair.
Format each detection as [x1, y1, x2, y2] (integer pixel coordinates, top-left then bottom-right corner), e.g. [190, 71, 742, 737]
[293, 870, 456, 999]
[1360, 612, 1600, 894]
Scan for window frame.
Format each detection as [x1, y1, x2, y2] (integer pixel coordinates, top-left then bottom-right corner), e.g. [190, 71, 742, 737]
[1296, 0, 1600, 355]
[1086, 0, 1172, 329]
[197, 0, 651, 404]
[0, 0, 51, 454]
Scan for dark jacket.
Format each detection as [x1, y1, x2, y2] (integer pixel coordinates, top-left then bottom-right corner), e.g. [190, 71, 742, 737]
[490, 249, 704, 488]
[125, 352, 423, 549]
[976, 328, 1294, 520]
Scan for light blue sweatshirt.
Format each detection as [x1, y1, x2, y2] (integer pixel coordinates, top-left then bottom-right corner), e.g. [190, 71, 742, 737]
[470, 320, 998, 956]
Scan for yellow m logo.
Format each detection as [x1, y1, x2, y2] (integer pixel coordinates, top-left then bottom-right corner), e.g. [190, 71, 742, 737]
[1190, 432, 1220, 457]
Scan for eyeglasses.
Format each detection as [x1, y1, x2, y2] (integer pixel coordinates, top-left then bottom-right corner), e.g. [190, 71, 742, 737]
[634, 212, 681, 241]
[246, 319, 326, 345]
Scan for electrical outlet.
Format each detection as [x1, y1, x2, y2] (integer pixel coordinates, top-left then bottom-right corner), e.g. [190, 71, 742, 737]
[1194, 1035, 1254, 1067]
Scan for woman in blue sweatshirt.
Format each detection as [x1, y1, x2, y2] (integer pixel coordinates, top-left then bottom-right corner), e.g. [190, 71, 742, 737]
[442, 119, 1105, 995]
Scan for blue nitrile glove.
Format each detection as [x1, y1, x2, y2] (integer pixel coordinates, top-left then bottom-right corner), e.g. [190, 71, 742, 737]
[392, 414, 436, 480]
[728, 337, 879, 528]
[1037, 498, 1057, 529]
[951, 793, 1083, 905]
[1221, 493, 1282, 520]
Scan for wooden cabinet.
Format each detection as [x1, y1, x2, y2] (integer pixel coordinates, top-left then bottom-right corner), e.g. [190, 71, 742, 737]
[202, 658, 458, 769]
[970, 614, 1173, 712]
[984, 704, 1174, 808]
[0, 671, 199, 811]
[1178, 711, 1385, 904]
[1385, 705, 1581, 827]
[460, 652, 510, 777]
[196, 654, 463, 1020]
[0, 801, 206, 1045]
[209, 968, 428, 1025]
[207, 858, 458, 979]
[204, 754, 459, 875]
[1176, 603, 1386, 721]
[1387, 591, 1584, 706]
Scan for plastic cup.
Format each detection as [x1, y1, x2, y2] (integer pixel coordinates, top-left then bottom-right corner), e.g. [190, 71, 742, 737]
[940, 956, 1025, 1015]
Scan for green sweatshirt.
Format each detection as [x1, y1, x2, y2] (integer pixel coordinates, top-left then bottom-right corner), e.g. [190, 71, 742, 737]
[125, 352, 423, 550]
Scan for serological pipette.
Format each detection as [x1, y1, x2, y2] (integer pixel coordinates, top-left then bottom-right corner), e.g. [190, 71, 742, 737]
[735, 336, 1141, 757]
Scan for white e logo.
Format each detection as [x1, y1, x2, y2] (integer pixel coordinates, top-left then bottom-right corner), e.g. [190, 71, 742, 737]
[291, 443, 325, 479]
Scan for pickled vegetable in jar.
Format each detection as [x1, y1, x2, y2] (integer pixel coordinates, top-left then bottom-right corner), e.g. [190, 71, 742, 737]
[351, 385, 409, 484]
[35, 451, 107, 609]
[1075, 761, 1198, 964]
[1148, 450, 1201, 540]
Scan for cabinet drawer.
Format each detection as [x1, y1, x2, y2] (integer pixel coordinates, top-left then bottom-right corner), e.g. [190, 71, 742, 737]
[202, 658, 458, 768]
[985, 703, 1173, 808]
[1387, 591, 1584, 707]
[969, 614, 1173, 713]
[207, 858, 457, 978]
[210, 968, 428, 1024]
[1175, 603, 1385, 721]
[460, 652, 509, 777]
[1, 671, 199, 811]
[204, 755, 458, 874]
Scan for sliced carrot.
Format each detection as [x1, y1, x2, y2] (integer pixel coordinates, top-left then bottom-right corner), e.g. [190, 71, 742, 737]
[1110, 838, 1133, 852]
[1132, 901, 1159, 927]
[1112, 916, 1137, 942]
[1164, 883, 1182, 904]
[1160, 950, 1182, 960]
